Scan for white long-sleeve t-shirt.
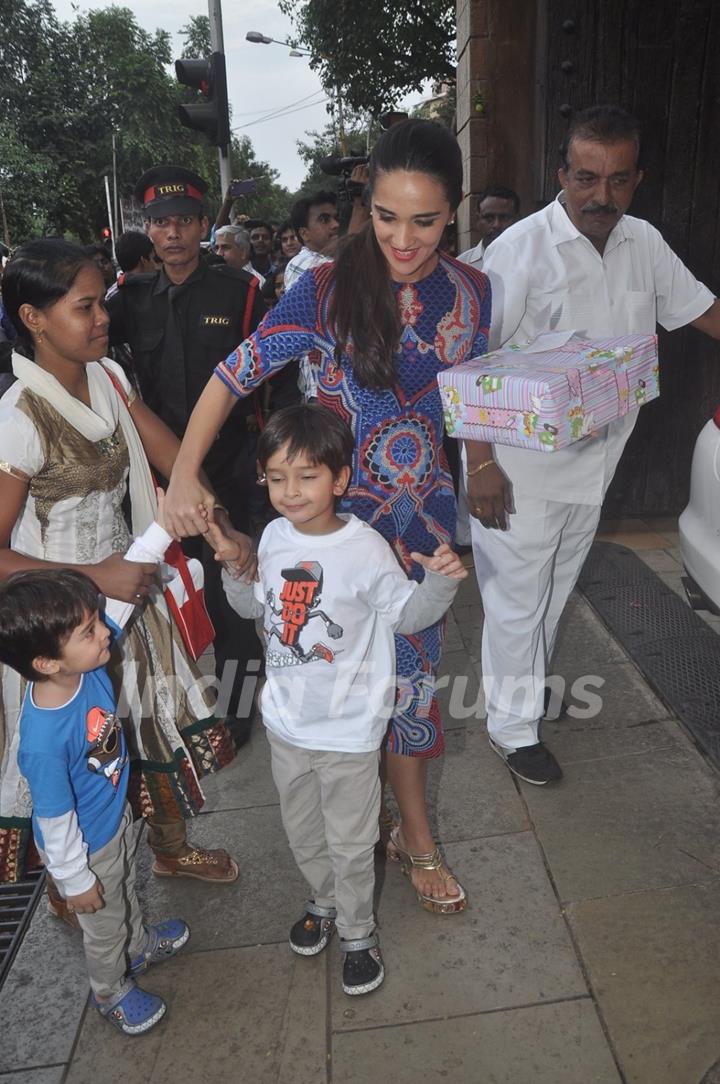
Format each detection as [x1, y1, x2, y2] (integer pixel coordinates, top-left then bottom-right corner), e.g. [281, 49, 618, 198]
[223, 514, 458, 753]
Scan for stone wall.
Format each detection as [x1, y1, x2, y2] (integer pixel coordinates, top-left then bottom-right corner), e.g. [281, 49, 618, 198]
[456, 0, 539, 252]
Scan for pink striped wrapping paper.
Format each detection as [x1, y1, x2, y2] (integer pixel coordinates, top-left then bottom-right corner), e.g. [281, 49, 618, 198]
[438, 334, 659, 452]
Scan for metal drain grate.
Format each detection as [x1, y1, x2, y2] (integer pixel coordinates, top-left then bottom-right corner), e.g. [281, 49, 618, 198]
[578, 542, 720, 769]
[0, 869, 44, 991]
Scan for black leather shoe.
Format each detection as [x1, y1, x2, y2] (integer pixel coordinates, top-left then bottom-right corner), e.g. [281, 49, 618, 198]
[490, 739, 563, 785]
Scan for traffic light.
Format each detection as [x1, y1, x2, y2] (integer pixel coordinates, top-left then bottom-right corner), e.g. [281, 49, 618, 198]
[175, 52, 230, 148]
[101, 226, 112, 243]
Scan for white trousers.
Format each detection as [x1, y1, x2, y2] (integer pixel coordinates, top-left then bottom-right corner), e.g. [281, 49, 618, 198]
[455, 470, 472, 546]
[471, 493, 601, 750]
[267, 729, 380, 941]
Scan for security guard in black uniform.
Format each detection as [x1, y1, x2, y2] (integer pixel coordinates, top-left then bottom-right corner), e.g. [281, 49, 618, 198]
[107, 166, 266, 732]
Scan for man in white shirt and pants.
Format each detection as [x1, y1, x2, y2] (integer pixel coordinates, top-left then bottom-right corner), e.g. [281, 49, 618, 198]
[471, 105, 720, 785]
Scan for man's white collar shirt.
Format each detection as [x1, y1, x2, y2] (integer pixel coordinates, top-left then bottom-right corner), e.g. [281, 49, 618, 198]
[457, 239, 486, 270]
[480, 193, 715, 505]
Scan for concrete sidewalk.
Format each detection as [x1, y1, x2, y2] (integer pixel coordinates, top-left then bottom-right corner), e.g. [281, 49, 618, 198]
[2, 545, 720, 1084]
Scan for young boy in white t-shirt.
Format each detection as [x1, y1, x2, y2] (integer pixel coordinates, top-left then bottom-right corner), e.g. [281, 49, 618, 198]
[206, 403, 466, 996]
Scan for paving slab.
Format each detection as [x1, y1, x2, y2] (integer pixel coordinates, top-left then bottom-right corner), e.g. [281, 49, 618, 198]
[635, 515, 679, 535]
[443, 609, 465, 652]
[426, 724, 529, 842]
[567, 882, 720, 1084]
[548, 655, 672, 726]
[200, 725, 279, 813]
[332, 998, 621, 1084]
[0, 903, 87, 1073]
[133, 806, 308, 952]
[64, 943, 327, 1084]
[454, 611, 484, 660]
[521, 740, 720, 903]
[0, 1070, 66, 1084]
[595, 527, 669, 549]
[452, 599, 482, 625]
[552, 594, 630, 670]
[331, 834, 587, 1031]
[637, 549, 684, 574]
[539, 659, 675, 765]
[542, 712, 681, 766]
[454, 569, 482, 602]
[436, 648, 485, 729]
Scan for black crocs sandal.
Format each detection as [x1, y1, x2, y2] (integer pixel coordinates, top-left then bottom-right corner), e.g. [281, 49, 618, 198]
[289, 901, 337, 956]
[340, 932, 385, 995]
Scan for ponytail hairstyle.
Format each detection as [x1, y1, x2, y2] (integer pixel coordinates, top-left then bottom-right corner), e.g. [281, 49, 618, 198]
[2, 239, 93, 358]
[331, 119, 463, 390]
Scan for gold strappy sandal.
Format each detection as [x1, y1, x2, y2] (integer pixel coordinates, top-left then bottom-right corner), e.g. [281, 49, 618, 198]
[389, 827, 467, 914]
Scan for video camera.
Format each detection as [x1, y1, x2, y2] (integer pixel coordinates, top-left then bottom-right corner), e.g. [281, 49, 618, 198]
[320, 154, 369, 203]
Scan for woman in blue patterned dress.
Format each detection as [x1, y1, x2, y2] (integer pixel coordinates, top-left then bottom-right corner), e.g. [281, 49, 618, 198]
[166, 120, 495, 913]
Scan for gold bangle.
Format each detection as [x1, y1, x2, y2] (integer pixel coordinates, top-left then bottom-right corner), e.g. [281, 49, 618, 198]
[467, 458, 495, 477]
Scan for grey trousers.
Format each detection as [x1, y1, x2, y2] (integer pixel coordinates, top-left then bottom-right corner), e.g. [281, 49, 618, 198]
[40, 803, 148, 998]
[267, 729, 380, 941]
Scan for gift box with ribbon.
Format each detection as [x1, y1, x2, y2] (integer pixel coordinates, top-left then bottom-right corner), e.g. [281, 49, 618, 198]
[438, 331, 659, 452]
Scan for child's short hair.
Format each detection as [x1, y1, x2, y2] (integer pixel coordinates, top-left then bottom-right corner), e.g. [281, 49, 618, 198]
[0, 569, 102, 681]
[258, 403, 354, 476]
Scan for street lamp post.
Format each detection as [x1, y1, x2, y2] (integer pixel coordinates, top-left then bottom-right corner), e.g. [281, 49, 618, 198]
[245, 31, 310, 55]
[245, 31, 347, 154]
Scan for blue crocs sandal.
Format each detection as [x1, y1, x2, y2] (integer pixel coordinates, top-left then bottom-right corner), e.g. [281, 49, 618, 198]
[129, 919, 190, 976]
[92, 979, 166, 1035]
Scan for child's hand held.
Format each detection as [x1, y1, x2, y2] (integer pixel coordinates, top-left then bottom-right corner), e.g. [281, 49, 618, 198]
[205, 520, 241, 562]
[411, 544, 468, 581]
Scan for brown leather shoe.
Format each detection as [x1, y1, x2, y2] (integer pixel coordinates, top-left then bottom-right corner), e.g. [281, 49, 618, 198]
[152, 846, 239, 884]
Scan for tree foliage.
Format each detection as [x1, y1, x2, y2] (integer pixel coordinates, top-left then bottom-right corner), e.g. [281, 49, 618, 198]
[278, 0, 456, 116]
[178, 15, 212, 58]
[0, 1, 290, 244]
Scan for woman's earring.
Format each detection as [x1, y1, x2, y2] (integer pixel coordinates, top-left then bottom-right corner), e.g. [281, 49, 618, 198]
[36, 329, 44, 343]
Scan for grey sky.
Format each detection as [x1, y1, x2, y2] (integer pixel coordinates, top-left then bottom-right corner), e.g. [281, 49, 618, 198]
[47, 0, 426, 192]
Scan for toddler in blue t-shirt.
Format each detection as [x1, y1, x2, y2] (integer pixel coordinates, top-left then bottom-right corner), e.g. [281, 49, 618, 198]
[0, 561, 189, 1036]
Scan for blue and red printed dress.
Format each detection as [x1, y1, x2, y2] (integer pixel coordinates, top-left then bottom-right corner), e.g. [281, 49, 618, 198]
[217, 253, 490, 758]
